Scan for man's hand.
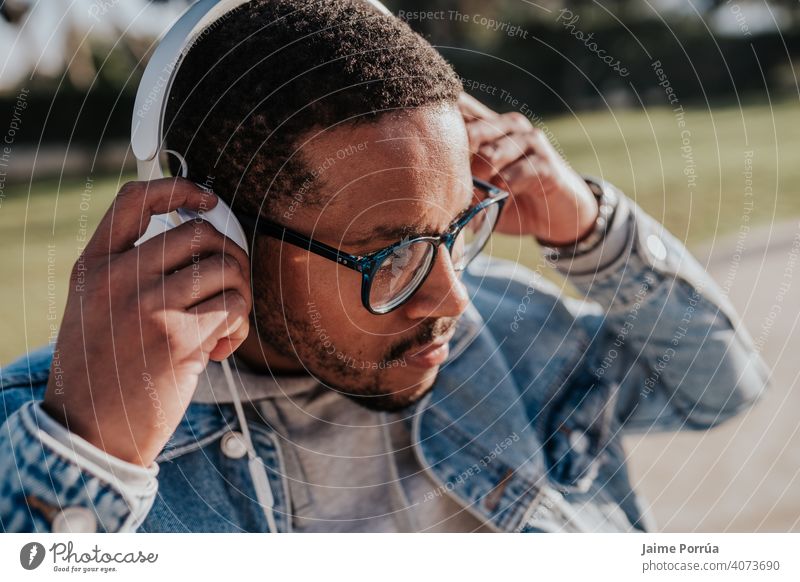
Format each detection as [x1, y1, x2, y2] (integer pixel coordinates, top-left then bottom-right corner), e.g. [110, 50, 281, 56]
[459, 94, 598, 246]
[42, 178, 252, 467]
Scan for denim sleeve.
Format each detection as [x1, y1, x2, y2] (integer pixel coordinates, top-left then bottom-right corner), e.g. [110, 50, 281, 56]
[0, 399, 159, 532]
[552, 186, 771, 433]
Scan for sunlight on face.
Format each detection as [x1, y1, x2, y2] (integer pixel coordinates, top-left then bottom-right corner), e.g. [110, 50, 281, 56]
[245, 104, 476, 410]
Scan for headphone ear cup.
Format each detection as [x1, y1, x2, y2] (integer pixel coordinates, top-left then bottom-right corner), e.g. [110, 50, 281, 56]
[177, 192, 250, 257]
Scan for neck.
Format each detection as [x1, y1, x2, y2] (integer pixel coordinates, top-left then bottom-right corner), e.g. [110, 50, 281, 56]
[233, 326, 308, 376]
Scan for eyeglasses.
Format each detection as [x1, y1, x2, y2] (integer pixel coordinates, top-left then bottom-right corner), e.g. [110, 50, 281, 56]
[237, 176, 509, 314]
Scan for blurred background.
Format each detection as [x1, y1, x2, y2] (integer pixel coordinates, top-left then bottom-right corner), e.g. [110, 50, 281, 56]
[0, 0, 798, 531]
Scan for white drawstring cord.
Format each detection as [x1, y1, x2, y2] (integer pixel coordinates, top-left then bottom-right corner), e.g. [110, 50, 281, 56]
[380, 413, 418, 532]
[220, 357, 279, 533]
[162, 153, 277, 530]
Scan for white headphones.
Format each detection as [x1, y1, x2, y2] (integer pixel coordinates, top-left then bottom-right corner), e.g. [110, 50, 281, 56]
[131, 0, 391, 255]
[129, 0, 394, 533]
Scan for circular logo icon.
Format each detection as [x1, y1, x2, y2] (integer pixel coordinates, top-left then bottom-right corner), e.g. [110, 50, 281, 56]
[20, 542, 46, 570]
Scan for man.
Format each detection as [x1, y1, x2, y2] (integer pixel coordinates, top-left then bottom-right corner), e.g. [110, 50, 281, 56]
[0, 0, 768, 533]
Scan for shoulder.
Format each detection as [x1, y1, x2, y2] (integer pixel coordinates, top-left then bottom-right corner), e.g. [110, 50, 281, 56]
[463, 252, 602, 321]
[462, 253, 604, 367]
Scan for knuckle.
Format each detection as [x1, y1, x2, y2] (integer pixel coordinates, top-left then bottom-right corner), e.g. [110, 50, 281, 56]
[194, 219, 222, 242]
[81, 265, 113, 301]
[165, 325, 188, 353]
[477, 144, 496, 161]
[226, 290, 248, 311]
[138, 288, 162, 313]
[525, 132, 542, 149]
[537, 166, 553, 183]
[155, 311, 187, 352]
[222, 253, 240, 273]
[470, 120, 489, 137]
[117, 181, 141, 200]
[507, 112, 530, 129]
[202, 253, 226, 273]
[227, 288, 245, 304]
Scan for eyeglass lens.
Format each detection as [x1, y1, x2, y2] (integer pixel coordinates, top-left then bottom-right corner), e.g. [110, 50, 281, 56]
[367, 201, 500, 313]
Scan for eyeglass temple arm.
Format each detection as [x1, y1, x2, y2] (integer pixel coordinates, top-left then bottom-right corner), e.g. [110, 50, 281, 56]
[471, 176, 507, 197]
[235, 176, 505, 274]
[237, 214, 366, 273]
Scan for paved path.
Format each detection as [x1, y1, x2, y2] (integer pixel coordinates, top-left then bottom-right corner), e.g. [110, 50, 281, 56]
[626, 221, 800, 532]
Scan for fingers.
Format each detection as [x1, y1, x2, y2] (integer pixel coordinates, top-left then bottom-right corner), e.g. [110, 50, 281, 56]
[464, 118, 509, 155]
[134, 217, 249, 276]
[165, 252, 251, 310]
[495, 154, 546, 186]
[458, 93, 497, 122]
[89, 178, 218, 257]
[472, 132, 540, 182]
[188, 290, 251, 362]
[464, 112, 534, 155]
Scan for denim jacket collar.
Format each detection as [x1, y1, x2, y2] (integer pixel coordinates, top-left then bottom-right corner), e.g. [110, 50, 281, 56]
[409, 301, 557, 532]
[161, 297, 560, 532]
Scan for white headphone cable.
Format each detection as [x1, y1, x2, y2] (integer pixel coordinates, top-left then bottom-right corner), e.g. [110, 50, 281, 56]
[220, 356, 278, 533]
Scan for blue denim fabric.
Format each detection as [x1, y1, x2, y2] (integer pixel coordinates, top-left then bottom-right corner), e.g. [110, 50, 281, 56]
[0, 190, 770, 532]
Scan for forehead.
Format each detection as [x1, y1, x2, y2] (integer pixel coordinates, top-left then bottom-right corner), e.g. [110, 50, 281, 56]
[290, 105, 473, 248]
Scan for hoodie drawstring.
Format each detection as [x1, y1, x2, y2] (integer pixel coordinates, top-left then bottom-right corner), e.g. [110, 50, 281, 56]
[220, 357, 279, 533]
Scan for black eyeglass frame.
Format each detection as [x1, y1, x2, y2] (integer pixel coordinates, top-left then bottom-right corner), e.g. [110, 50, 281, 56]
[237, 176, 509, 315]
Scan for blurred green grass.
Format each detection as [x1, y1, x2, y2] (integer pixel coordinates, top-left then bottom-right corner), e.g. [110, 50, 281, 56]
[2, 100, 798, 364]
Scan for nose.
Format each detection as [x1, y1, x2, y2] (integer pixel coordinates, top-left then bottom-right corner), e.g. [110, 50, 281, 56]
[401, 246, 470, 320]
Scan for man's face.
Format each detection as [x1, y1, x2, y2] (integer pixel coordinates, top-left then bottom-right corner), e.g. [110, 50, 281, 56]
[246, 104, 476, 411]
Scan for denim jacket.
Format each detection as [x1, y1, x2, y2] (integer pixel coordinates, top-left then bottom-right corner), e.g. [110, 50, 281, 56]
[0, 185, 770, 532]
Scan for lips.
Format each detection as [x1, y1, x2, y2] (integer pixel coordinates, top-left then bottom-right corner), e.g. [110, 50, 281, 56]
[403, 329, 456, 368]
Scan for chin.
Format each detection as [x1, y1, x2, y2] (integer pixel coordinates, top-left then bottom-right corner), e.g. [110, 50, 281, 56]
[384, 365, 441, 408]
[335, 365, 442, 412]
[393, 361, 440, 389]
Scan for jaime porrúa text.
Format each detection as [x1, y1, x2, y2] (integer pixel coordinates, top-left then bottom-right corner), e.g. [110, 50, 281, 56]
[642, 543, 720, 556]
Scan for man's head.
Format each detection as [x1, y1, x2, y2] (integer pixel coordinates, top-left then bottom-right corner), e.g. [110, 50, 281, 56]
[165, 0, 476, 410]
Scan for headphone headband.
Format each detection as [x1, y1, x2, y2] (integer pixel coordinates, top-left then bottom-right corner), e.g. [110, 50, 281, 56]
[130, 0, 393, 253]
[131, 0, 391, 179]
